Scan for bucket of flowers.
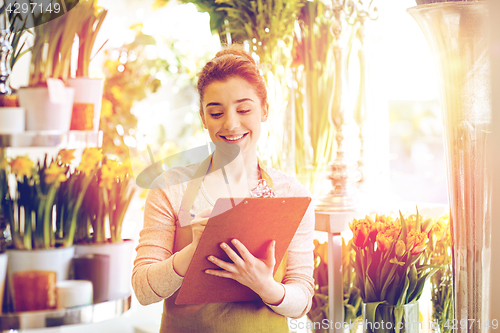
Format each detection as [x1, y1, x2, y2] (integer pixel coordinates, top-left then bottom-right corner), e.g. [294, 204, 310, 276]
[349, 210, 441, 333]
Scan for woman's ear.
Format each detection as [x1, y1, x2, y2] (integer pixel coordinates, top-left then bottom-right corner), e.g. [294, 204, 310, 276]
[261, 102, 269, 122]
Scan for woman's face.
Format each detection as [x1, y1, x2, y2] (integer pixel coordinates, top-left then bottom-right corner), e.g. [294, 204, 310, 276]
[200, 76, 268, 155]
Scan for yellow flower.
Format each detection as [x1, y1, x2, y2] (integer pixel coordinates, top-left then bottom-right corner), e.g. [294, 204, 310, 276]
[77, 148, 103, 176]
[395, 240, 406, 257]
[9, 156, 34, 178]
[57, 149, 76, 165]
[100, 159, 118, 190]
[45, 162, 67, 184]
[115, 161, 132, 177]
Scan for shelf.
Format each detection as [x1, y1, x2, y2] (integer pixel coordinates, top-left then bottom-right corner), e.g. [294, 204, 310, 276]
[0, 131, 102, 148]
[0, 295, 131, 331]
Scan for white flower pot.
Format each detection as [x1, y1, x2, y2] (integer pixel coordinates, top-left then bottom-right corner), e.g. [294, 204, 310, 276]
[74, 240, 134, 300]
[66, 78, 104, 131]
[56, 280, 93, 308]
[6, 247, 75, 311]
[17, 86, 75, 131]
[0, 107, 25, 133]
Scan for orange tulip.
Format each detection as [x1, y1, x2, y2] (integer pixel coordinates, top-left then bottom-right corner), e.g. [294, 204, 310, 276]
[350, 219, 371, 248]
[407, 229, 428, 255]
[376, 231, 393, 252]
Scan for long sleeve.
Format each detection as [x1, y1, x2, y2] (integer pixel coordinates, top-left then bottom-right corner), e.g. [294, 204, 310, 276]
[264, 176, 315, 319]
[132, 176, 184, 306]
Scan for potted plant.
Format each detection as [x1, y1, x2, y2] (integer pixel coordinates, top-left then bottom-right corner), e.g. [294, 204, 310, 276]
[0, 150, 94, 311]
[350, 211, 441, 333]
[66, 0, 108, 131]
[0, 7, 32, 133]
[73, 151, 135, 300]
[16, 0, 80, 131]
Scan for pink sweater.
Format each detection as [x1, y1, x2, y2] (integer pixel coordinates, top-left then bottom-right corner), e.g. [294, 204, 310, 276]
[132, 162, 315, 320]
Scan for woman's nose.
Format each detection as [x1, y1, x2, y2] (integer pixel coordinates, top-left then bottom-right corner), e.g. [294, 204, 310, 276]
[223, 112, 240, 130]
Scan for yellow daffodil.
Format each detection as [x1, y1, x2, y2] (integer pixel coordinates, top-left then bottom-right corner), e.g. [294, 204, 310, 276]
[100, 159, 118, 190]
[9, 156, 34, 178]
[44, 162, 67, 184]
[115, 161, 132, 177]
[57, 149, 76, 165]
[77, 148, 103, 176]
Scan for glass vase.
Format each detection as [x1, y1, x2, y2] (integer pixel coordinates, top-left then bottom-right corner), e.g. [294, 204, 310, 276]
[362, 302, 419, 333]
[407, 2, 491, 332]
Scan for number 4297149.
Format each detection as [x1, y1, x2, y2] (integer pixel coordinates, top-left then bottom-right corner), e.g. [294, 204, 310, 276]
[6, 1, 61, 15]
[444, 319, 499, 329]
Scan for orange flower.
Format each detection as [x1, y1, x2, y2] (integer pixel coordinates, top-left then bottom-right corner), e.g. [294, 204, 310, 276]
[57, 149, 76, 165]
[407, 229, 428, 255]
[376, 231, 394, 252]
[44, 162, 67, 184]
[9, 156, 34, 178]
[350, 218, 371, 248]
[431, 217, 448, 242]
[369, 221, 384, 241]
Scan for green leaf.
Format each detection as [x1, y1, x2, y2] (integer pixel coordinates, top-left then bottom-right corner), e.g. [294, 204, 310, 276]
[364, 301, 387, 333]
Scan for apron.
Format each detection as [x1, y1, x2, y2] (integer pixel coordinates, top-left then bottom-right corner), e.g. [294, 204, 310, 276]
[160, 154, 289, 333]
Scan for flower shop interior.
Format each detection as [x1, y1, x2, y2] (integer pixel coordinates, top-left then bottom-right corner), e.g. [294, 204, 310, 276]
[1, 0, 500, 332]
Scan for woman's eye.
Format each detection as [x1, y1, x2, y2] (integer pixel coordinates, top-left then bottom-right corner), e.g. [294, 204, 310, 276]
[238, 110, 250, 114]
[210, 113, 223, 118]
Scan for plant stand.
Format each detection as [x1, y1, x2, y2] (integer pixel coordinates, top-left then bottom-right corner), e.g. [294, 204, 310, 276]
[315, 210, 364, 333]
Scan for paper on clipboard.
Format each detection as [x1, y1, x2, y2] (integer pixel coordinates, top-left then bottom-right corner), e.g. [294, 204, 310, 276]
[175, 196, 311, 305]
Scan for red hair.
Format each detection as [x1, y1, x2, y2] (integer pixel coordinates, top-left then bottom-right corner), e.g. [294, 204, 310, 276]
[197, 45, 268, 112]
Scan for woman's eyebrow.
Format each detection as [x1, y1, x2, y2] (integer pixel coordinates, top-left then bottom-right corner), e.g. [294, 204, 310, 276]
[205, 98, 254, 108]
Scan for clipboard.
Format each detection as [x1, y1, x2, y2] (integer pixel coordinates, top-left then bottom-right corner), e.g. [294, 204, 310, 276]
[175, 196, 311, 305]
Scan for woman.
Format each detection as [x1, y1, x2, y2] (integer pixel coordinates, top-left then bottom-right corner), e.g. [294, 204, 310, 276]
[132, 45, 315, 333]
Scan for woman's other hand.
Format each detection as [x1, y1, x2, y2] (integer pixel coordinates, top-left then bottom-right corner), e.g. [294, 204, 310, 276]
[172, 207, 212, 277]
[205, 239, 286, 306]
[190, 207, 212, 246]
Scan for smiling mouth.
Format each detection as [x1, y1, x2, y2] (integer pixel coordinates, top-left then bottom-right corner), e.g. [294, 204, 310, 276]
[220, 133, 249, 142]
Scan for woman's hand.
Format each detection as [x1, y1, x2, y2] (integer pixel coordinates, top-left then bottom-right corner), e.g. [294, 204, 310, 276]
[172, 208, 212, 277]
[191, 207, 212, 247]
[205, 239, 286, 306]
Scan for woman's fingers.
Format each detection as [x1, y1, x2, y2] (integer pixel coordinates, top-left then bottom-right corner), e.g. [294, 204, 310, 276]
[230, 239, 254, 262]
[219, 242, 245, 267]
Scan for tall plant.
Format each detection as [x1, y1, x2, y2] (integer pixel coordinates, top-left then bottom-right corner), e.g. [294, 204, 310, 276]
[28, 0, 80, 86]
[70, 0, 108, 77]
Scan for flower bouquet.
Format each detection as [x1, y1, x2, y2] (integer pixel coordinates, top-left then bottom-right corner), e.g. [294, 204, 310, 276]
[350, 211, 441, 333]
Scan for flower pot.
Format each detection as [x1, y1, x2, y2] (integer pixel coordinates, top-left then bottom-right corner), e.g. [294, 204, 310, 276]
[74, 239, 134, 300]
[0, 107, 25, 133]
[66, 77, 104, 131]
[6, 246, 75, 311]
[17, 86, 75, 131]
[72, 253, 110, 303]
[362, 302, 419, 333]
[0, 253, 8, 313]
